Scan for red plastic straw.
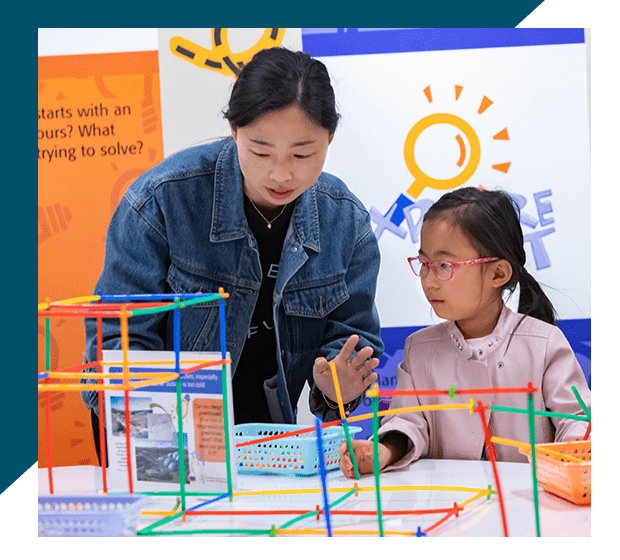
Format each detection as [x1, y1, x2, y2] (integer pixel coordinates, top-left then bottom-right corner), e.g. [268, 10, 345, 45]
[379, 386, 538, 398]
[423, 502, 461, 533]
[180, 359, 231, 374]
[97, 312, 108, 493]
[584, 421, 591, 440]
[235, 421, 341, 448]
[476, 401, 509, 536]
[120, 307, 134, 494]
[44, 316, 54, 494]
[184, 506, 463, 517]
[44, 378, 53, 494]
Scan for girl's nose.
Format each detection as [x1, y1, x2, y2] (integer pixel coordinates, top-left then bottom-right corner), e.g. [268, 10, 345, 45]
[422, 272, 440, 289]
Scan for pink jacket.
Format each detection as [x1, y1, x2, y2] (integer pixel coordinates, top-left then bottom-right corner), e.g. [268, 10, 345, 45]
[378, 305, 591, 466]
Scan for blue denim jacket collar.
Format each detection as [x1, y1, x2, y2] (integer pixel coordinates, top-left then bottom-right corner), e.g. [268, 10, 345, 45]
[211, 138, 321, 252]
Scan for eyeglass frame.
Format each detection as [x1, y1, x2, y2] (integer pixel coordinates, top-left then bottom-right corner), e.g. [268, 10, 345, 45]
[407, 256, 500, 281]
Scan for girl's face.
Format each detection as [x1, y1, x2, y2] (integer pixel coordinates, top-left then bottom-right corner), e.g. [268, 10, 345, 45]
[231, 104, 333, 210]
[418, 218, 508, 339]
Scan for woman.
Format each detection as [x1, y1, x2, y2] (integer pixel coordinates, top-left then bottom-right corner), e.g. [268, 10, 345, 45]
[82, 47, 383, 446]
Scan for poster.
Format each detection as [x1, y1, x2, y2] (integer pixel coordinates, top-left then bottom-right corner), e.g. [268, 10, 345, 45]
[103, 350, 236, 493]
[38, 50, 165, 467]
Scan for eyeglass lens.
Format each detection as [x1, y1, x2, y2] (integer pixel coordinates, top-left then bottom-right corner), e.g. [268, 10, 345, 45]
[411, 259, 453, 280]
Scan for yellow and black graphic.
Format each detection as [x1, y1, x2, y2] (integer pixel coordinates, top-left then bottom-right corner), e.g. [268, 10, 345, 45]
[170, 29, 285, 79]
[405, 84, 511, 199]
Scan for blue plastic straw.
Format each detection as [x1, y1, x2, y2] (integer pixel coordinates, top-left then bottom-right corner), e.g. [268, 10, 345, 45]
[187, 492, 231, 511]
[315, 416, 332, 536]
[219, 296, 233, 501]
[173, 302, 187, 512]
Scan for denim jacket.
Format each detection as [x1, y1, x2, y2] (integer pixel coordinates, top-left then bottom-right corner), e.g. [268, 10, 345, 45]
[83, 137, 383, 423]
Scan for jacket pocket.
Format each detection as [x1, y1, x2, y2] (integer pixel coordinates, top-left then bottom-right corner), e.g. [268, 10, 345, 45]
[166, 263, 225, 350]
[280, 276, 349, 353]
[281, 275, 349, 319]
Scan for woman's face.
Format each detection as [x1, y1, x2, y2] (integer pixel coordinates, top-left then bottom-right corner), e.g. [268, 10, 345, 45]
[231, 104, 333, 209]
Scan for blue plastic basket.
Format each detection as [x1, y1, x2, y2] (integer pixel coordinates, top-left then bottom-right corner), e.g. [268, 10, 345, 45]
[235, 423, 362, 476]
[38, 494, 150, 537]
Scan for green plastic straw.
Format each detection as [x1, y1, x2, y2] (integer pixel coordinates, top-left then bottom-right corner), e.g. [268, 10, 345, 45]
[219, 296, 234, 501]
[527, 391, 541, 537]
[278, 487, 358, 530]
[222, 362, 233, 501]
[341, 420, 361, 480]
[329, 362, 360, 479]
[142, 528, 272, 536]
[371, 388, 384, 536]
[45, 317, 50, 371]
[570, 385, 591, 421]
[138, 509, 271, 536]
[138, 491, 223, 496]
[137, 511, 185, 535]
[175, 375, 186, 511]
[129, 294, 222, 316]
[492, 405, 590, 422]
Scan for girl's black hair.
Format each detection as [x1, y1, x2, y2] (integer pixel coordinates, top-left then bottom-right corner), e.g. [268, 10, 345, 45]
[423, 186, 557, 326]
[223, 47, 340, 134]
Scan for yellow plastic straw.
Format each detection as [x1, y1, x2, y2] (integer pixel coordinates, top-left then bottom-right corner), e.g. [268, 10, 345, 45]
[53, 295, 102, 305]
[227, 483, 494, 498]
[329, 362, 360, 480]
[344, 401, 473, 426]
[41, 371, 180, 379]
[37, 374, 179, 392]
[491, 436, 586, 463]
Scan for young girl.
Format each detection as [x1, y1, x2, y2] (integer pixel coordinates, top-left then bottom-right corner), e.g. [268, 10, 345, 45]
[340, 187, 591, 477]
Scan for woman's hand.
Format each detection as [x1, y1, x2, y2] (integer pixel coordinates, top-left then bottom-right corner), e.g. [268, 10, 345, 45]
[312, 334, 379, 405]
[338, 440, 393, 478]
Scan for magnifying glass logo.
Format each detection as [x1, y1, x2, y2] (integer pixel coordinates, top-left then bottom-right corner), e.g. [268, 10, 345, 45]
[404, 112, 481, 199]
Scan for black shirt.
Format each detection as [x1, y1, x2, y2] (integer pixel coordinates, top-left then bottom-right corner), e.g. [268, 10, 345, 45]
[232, 195, 295, 424]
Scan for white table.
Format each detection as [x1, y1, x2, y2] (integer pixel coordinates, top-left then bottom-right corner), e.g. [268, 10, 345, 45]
[39, 458, 590, 537]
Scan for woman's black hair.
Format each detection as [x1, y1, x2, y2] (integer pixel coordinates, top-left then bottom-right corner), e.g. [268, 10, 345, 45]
[423, 186, 557, 326]
[223, 47, 340, 133]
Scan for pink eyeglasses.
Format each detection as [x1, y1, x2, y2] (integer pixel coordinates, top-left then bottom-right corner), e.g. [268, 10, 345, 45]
[408, 256, 499, 281]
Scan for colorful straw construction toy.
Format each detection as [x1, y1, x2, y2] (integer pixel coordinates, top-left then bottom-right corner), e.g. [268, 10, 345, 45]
[39, 291, 591, 537]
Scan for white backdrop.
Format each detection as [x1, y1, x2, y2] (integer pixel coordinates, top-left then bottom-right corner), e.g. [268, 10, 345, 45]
[320, 41, 591, 328]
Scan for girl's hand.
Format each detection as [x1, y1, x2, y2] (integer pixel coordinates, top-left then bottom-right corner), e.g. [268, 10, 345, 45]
[338, 440, 392, 478]
[313, 334, 379, 405]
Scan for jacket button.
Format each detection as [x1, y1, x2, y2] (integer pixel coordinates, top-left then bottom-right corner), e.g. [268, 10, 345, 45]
[291, 247, 298, 252]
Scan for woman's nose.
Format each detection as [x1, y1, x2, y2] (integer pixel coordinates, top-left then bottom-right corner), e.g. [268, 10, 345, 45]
[269, 162, 293, 182]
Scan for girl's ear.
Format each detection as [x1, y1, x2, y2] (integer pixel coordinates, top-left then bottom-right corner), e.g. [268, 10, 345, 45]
[491, 259, 512, 289]
[230, 125, 238, 142]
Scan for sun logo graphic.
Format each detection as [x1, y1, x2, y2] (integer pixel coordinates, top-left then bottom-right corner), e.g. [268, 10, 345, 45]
[169, 28, 285, 79]
[405, 84, 511, 199]
[371, 84, 556, 271]
[372, 83, 512, 243]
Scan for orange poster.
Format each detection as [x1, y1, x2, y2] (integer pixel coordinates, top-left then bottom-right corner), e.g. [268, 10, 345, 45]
[193, 399, 226, 463]
[38, 51, 164, 467]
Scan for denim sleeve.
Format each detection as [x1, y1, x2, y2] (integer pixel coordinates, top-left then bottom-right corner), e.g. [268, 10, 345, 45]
[309, 221, 384, 419]
[81, 193, 171, 413]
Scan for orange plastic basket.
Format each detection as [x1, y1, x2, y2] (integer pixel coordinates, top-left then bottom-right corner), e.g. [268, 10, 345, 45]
[519, 440, 591, 505]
